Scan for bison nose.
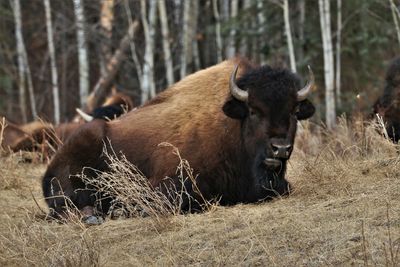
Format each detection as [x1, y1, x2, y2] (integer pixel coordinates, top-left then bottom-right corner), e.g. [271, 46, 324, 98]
[271, 143, 293, 159]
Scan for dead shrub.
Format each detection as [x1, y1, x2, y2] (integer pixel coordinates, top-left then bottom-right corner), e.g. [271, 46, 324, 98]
[80, 141, 213, 223]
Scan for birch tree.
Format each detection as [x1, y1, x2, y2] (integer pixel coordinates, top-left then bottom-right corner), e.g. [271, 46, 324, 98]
[239, 0, 251, 57]
[124, 0, 143, 88]
[180, 0, 191, 79]
[283, 0, 297, 73]
[336, 0, 342, 108]
[225, 0, 239, 59]
[73, 0, 89, 107]
[11, 0, 38, 120]
[213, 0, 223, 62]
[158, 0, 174, 86]
[24, 49, 37, 119]
[389, 0, 400, 48]
[99, 0, 114, 76]
[140, 0, 157, 103]
[257, 0, 266, 65]
[43, 0, 60, 124]
[85, 20, 140, 111]
[319, 0, 336, 129]
[297, 0, 306, 68]
[191, 0, 200, 71]
[11, 0, 27, 122]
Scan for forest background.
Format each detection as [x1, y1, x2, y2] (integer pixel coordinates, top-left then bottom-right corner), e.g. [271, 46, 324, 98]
[0, 0, 398, 129]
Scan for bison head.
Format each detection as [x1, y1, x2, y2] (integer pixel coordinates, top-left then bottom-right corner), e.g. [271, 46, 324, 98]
[222, 64, 315, 201]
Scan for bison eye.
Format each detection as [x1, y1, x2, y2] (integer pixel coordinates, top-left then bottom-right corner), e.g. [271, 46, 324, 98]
[249, 108, 261, 118]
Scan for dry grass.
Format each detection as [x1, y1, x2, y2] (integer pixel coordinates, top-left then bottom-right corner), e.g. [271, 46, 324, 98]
[0, 117, 399, 266]
[80, 141, 213, 225]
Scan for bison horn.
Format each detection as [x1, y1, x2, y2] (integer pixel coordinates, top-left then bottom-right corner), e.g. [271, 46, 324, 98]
[297, 65, 315, 101]
[76, 108, 94, 122]
[230, 64, 248, 102]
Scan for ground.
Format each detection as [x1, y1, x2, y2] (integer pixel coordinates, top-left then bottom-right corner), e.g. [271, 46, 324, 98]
[0, 120, 399, 266]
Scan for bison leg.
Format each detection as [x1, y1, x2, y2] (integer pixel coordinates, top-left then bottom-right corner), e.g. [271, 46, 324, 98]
[42, 120, 108, 220]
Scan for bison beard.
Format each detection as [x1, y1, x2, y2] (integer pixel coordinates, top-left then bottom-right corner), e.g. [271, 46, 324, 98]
[42, 58, 315, 220]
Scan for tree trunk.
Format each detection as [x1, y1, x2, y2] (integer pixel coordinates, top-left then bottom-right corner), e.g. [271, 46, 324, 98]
[319, 0, 336, 129]
[298, 0, 306, 68]
[389, 0, 400, 48]
[23, 48, 37, 119]
[180, 0, 191, 79]
[140, 0, 157, 103]
[225, 0, 238, 59]
[73, 0, 90, 108]
[43, 0, 60, 124]
[158, 0, 174, 86]
[336, 0, 342, 108]
[11, 0, 27, 123]
[283, 0, 297, 73]
[257, 0, 266, 65]
[239, 0, 251, 57]
[99, 0, 114, 76]
[124, 0, 143, 87]
[191, 0, 200, 71]
[14, 0, 37, 119]
[85, 20, 140, 111]
[212, 0, 223, 62]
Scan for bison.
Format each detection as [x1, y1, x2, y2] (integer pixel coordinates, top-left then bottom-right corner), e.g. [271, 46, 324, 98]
[42, 58, 315, 220]
[373, 57, 400, 142]
[2, 90, 134, 154]
[75, 89, 135, 122]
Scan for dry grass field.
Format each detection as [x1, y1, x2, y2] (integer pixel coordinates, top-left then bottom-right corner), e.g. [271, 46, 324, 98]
[0, 118, 399, 266]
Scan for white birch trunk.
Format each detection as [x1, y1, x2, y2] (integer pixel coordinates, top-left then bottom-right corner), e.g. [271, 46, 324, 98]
[221, 0, 230, 22]
[336, 0, 342, 108]
[191, 0, 200, 71]
[212, 0, 223, 62]
[192, 38, 201, 71]
[298, 0, 305, 67]
[99, 0, 114, 76]
[73, 0, 89, 108]
[15, 0, 38, 119]
[11, 0, 27, 122]
[283, 0, 297, 73]
[225, 0, 238, 59]
[180, 0, 191, 79]
[140, 0, 157, 103]
[124, 0, 143, 87]
[319, 0, 336, 129]
[239, 0, 251, 57]
[257, 0, 266, 65]
[44, 0, 60, 124]
[389, 0, 400, 48]
[158, 0, 174, 86]
[173, 0, 181, 26]
[23, 49, 37, 119]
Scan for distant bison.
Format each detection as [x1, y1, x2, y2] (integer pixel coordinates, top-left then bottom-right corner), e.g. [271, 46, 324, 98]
[42, 58, 315, 220]
[373, 57, 400, 142]
[76, 90, 135, 122]
[1, 90, 134, 154]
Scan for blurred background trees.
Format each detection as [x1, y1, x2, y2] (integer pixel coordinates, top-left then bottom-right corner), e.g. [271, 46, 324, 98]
[0, 0, 398, 126]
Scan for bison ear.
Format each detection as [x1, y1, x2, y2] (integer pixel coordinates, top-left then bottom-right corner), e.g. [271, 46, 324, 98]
[222, 98, 249, 119]
[296, 99, 315, 120]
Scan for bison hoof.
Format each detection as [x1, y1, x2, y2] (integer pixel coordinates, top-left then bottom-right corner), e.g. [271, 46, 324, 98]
[83, 215, 104, 225]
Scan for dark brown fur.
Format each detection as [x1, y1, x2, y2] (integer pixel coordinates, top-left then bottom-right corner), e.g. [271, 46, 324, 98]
[373, 57, 400, 142]
[43, 59, 315, 217]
